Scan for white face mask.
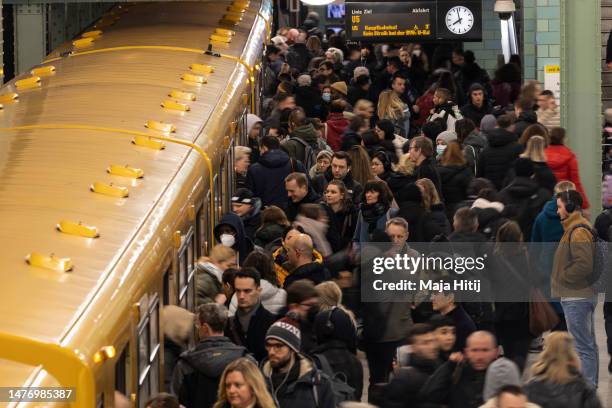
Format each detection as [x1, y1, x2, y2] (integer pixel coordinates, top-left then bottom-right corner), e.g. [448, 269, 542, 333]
[220, 233, 236, 247]
[436, 145, 446, 156]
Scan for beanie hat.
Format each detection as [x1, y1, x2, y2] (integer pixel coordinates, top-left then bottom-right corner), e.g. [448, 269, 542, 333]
[482, 358, 521, 400]
[331, 81, 348, 96]
[231, 188, 255, 205]
[514, 157, 535, 177]
[436, 130, 458, 145]
[316, 149, 333, 162]
[266, 316, 301, 352]
[480, 114, 497, 133]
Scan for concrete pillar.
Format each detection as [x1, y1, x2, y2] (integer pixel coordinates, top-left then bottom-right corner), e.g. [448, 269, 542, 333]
[14, 4, 46, 74]
[561, 0, 602, 212]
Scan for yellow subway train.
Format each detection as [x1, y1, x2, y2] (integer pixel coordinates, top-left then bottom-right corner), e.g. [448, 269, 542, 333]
[0, 1, 270, 406]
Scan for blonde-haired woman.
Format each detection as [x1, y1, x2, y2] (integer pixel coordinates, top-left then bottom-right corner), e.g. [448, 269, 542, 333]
[377, 89, 411, 138]
[235, 145, 251, 189]
[346, 145, 376, 186]
[519, 135, 557, 192]
[213, 358, 277, 408]
[415, 178, 451, 233]
[315, 281, 357, 326]
[525, 332, 601, 408]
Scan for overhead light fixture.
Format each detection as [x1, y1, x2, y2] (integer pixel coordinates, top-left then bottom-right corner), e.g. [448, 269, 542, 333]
[300, 0, 335, 5]
[494, 0, 516, 13]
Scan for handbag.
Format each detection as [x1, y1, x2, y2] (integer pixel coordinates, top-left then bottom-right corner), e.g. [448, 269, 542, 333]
[528, 287, 560, 336]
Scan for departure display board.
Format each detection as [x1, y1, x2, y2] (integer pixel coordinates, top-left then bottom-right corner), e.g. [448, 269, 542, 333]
[346, 1, 483, 42]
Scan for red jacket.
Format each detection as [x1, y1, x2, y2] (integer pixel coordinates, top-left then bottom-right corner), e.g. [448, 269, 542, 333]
[325, 112, 349, 151]
[415, 90, 434, 126]
[545, 145, 590, 209]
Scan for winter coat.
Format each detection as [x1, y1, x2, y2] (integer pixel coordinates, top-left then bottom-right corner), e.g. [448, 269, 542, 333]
[353, 206, 398, 246]
[225, 303, 277, 362]
[229, 279, 287, 315]
[532, 199, 564, 243]
[254, 222, 286, 250]
[525, 376, 601, 408]
[415, 90, 435, 126]
[416, 157, 443, 197]
[213, 213, 254, 265]
[283, 261, 332, 289]
[286, 43, 311, 74]
[283, 123, 321, 163]
[293, 214, 333, 257]
[262, 354, 336, 408]
[491, 79, 521, 107]
[551, 211, 594, 298]
[420, 361, 487, 408]
[286, 188, 321, 222]
[500, 177, 551, 240]
[347, 85, 370, 107]
[195, 262, 224, 305]
[427, 102, 463, 132]
[246, 114, 263, 163]
[247, 149, 306, 211]
[384, 354, 444, 408]
[463, 131, 489, 174]
[442, 305, 478, 352]
[362, 297, 413, 343]
[240, 198, 262, 242]
[382, 110, 411, 139]
[429, 203, 452, 235]
[397, 201, 445, 242]
[325, 112, 350, 151]
[478, 128, 522, 190]
[321, 203, 358, 252]
[460, 101, 493, 128]
[272, 246, 324, 287]
[471, 198, 507, 240]
[295, 85, 326, 120]
[513, 110, 539, 139]
[386, 172, 418, 196]
[437, 164, 473, 211]
[545, 145, 590, 208]
[313, 168, 363, 206]
[172, 336, 252, 408]
[312, 340, 364, 401]
[503, 161, 557, 193]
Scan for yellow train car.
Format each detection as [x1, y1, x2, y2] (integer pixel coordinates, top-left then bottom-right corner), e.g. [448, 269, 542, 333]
[0, 1, 271, 406]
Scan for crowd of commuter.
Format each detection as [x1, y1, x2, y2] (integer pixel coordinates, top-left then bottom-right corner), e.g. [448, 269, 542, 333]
[142, 15, 612, 408]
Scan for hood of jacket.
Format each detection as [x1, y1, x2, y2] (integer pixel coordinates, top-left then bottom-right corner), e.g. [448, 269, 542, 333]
[326, 112, 349, 130]
[544, 145, 574, 171]
[541, 198, 560, 220]
[517, 110, 538, 124]
[259, 149, 291, 169]
[291, 123, 319, 145]
[464, 131, 488, 149]
[246, 113, 263, 135]
[180, 336, 249, 377]
[486, 127, 518, 147]
[214, 212, 247, 246]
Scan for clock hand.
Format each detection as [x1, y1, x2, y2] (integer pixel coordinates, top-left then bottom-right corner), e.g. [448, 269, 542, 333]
[453, 18, 463, 25]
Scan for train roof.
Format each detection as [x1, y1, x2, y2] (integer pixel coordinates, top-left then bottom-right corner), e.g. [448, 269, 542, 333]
[0, 0, 266, 356]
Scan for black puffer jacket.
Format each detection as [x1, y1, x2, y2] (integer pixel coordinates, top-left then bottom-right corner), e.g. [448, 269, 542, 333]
[312, 340, 363, 401]
[500, 177, 551, 240]
[525, 376, 601, 408]
[386, 172, 418, 196]
[397, 201, 445, 242]
[283, 261, 332, 289]
[416, 157, 443, 197]
[254, 223, 286, 250]
[419, 361, 487, 408]
[478, 128, 522, 189]
[513, 110, 539, 139]
[241, 198, 262, 242]
[321, 203, 357, 252]
[460, 100, 493, 127]
[502, 161, 557, 193]
[286, 188, 321, 222]
[437, 164, 473, 212]
[384, 354, 444, 408]
[172, 336, 251, 408]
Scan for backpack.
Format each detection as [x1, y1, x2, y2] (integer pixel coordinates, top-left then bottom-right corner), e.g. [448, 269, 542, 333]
[312, 353, 356, 405]
[293, 137, 328, 171]
[568, 223, 610, 293]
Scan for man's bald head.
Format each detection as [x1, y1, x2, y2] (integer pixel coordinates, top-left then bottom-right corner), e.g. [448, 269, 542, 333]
[465, 331, 498, 371]
[287, 233, 314, 267]
[287, 28, 299, 43]
[292, 233, 313, 253]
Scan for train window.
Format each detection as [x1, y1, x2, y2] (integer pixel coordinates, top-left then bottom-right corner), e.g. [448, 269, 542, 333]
[177, 229, 196, 310]
[196, 205, 204, 257]
[137, 294, 160, 407]
[213, 174, 221, 224]
[115, 344, 129, 395]
[163, 267, 171, 305]
[204, 192, 212, 254]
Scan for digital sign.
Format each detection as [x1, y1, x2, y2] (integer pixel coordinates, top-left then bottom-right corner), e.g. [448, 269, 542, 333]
[346, 1, 483, 42]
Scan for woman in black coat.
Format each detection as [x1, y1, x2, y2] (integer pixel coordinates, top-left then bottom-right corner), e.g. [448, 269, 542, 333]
[436, 141, 473, 217]
[396, 183, 445, 242]
[321, 180, 357, 252]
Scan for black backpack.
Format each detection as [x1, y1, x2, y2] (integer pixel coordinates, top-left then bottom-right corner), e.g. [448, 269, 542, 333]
[292, 137, 328, 171]
[311, 353, 356, 405]
[568, 223, 610, 293]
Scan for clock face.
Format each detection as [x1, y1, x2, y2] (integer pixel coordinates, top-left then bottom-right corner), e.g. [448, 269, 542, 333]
[445, 6, 474, 35]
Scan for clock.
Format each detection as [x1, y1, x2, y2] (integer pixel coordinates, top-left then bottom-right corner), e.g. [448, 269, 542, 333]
[445, 6, 474, 35]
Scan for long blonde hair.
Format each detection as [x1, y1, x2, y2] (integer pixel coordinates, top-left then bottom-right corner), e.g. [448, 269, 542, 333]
[315, 281, 357, 326]
[377, 89, 406, 121]
[213, 358, 276, 408]
[521, 135, 547, 162]
[530, 332, 581, 385]
[393, 153, 416, 176]
[416, 178, 441, 211]
[347, 145, 375, 186]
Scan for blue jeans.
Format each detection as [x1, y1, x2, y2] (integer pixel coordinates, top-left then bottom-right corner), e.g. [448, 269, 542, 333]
[561, 298, 599, 386]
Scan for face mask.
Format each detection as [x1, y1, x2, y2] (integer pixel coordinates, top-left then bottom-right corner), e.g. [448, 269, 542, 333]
[436, 145, 446, 156]
[220, 233, 236, 247]
[413, 49, 422, 57]
[322, 93, 331, 102]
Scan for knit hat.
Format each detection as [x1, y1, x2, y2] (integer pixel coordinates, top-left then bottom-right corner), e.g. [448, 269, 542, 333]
[266, 316, 301, 352]
[482, 358, 521, 400]
[297, 74, 312, 87]
[514, 157, 535, 177]
[436, 130, 458, 145]
[231, 188, 255, 205]
[331, 81, 348, 96]
[316, 150, 333, 162]
[480, 114, 497, 133]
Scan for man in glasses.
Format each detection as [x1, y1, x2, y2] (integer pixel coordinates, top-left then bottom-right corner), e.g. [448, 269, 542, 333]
[262, 315, 335, 408]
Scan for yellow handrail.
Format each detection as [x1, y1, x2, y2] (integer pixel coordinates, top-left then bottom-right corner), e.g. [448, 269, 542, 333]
[0, 123, 215, 244]
[0, 332, 95, 407]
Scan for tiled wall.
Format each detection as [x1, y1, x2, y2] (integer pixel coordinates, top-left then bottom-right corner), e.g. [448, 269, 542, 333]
[523, 0, 561, 82]
[464, 0, 503, 76]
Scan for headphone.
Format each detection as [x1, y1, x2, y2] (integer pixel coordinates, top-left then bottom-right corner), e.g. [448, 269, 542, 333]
[564, 189, 576, 213]
[321, 307, 338, 337]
